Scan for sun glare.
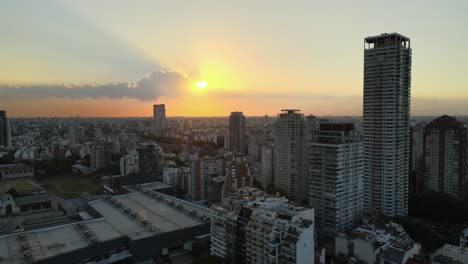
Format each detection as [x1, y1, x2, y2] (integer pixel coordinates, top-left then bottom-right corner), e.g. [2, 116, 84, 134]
[196, 80, 208, 89]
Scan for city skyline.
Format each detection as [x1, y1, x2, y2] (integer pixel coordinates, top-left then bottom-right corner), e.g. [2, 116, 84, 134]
[1, 1, 468, 117]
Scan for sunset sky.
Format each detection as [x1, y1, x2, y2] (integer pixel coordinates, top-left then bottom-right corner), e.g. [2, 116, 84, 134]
[1, 0, 467, 117]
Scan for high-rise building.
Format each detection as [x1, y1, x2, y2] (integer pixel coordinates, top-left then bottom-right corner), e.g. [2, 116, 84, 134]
[410, 121, 426, 194]
[363, 33, 412, 217]
[422, 115, 467, 201]
[274, 109, 307, 204]
[308, 124, 363, 252]
[305, 115, 319, 141]
[91, 144, 112, 170]
[210, 188, 315, 264]
[229, 112, 246, 153]
[209, 176, 225, 205]
[137, 143, 159, 178]
[261, 143, 274, 190]
[189, 157, 223, 200]
[153, 104, 166, 137]
[248, 128, 266, 162]
[0, 111, 8, 148]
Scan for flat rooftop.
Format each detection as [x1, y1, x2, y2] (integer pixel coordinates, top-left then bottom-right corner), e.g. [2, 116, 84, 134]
[0, 183, 213, 263]
[0, 220, 121, 263]
[88, 187, 211, 240]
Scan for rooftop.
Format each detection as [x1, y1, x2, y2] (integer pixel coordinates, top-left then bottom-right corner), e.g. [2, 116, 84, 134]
[0, 182, 213, 263]
[0, 220, 121, 263]
[88, 185, 212, 240]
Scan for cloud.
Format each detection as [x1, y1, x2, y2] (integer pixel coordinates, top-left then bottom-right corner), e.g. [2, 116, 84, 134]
[0, 70, 189, 101]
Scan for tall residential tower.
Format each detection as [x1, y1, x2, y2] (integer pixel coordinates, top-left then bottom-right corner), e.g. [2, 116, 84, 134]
[153, 104, 166, 137]
[422, 115, 467, 202]
[363, 33, 412, 217]
[274, 109, 307, 204]
[229, 112, 246, 153]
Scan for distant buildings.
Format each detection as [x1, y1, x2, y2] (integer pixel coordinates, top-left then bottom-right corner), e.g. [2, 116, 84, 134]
[308, 124, 363, 252]
[211, 188, 315, 264]
[229, 112, 246, 153]
[274, 109, 307, 204]
[422, 115, 467, 201]
[153, 104, 166, 137]
[363, 33, 412, 217]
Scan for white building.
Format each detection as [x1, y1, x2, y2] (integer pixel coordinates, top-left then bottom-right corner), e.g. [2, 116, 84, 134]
[433, 227, 468, 264]
[274, 109, 307, 204]
[335, 222, 421, 264]
[211, 188, 315, 264]
[163, 167, 179, 186]
[120, 154, 139, 176]
[308, 124, 363, 252]
[363, 33, 412, 217]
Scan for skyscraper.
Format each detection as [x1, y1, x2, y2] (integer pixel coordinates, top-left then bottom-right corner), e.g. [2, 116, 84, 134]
[274, 109, 307, 204]
[153, 104, 166, 137]
[0, 111, 8, 148]
[308, 124, 363, 252]
[422, 115, 467, 202]
[363, 33, 412, 217]
[229, 112, 246, 153]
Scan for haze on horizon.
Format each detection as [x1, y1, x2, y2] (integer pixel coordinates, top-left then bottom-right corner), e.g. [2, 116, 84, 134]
[1, 0, 467, 117]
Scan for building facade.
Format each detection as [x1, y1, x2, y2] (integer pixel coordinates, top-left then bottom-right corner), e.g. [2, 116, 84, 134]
[153, 104, 166, 137]
[422, 115, 467, 201]
[224, 155, 252, 197]
[211, 189, 315, 264]
[0, 164, 34, 180]
[261, 143, 274, 190]
[308, 124, 363, 253]
[363, 33, 412, 217]
[189, 157, 223, 201]
[229, 112, 246, 153]
[90, 144, 111, 170]
[274, 110, 307, 204]
[137, 143, 160, 178]
[120, 154, 139, 176]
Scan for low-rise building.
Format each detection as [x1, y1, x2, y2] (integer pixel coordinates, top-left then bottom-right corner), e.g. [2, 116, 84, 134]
[0, 164, 34, 180]
[335, 222, 421, 264]
[433, 227, 468, 264]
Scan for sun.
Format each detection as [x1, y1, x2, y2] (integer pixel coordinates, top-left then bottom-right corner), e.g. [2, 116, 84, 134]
[196, 80, 208, 89]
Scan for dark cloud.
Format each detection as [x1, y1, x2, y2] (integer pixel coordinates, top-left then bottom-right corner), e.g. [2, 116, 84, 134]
[0, 71, 189, 101]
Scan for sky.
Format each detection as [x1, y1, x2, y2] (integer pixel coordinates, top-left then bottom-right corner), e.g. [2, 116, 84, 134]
[1, 0, 467, 117]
